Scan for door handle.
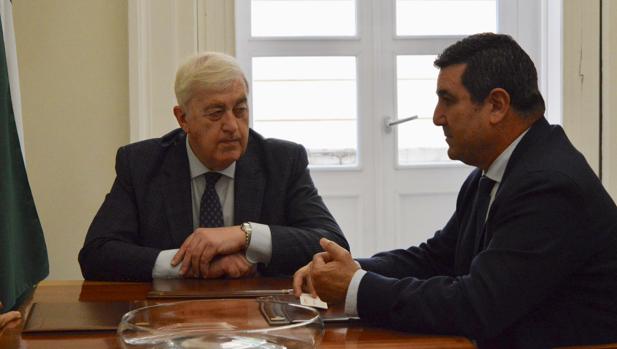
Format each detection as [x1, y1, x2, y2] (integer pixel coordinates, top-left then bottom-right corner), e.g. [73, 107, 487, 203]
[384, 115, 418, 133]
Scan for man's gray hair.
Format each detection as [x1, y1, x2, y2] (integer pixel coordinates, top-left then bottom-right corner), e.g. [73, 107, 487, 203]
[174, 52, 248, 108]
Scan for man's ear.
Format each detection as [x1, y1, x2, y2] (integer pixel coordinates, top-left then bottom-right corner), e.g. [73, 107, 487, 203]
[486, 88, 510, 124]
[173, 106, 189, 132]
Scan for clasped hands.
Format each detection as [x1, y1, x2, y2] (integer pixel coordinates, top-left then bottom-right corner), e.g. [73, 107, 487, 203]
[169, 229, 358, 304]
[292, 238, 360, 304]
[171, 226, 256, 279]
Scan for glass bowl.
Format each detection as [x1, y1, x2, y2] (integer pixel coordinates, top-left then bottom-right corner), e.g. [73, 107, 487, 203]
[117, 298, 323, 349]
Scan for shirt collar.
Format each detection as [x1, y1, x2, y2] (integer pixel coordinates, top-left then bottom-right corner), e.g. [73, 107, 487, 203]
[485, 129, 529, 183]
[185, 136, 236, 179]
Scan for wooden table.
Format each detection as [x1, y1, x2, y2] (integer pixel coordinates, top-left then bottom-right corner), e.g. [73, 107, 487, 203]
[0, 280, 476, 349]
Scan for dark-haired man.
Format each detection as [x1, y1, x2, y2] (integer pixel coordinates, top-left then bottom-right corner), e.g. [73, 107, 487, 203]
[293, 33, 617, 348]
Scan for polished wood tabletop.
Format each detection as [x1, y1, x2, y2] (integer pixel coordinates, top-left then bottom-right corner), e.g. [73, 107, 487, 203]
[0, 279, 476, 349]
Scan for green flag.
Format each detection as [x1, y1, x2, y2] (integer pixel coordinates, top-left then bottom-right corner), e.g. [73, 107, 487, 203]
[0, 0, 49, 312]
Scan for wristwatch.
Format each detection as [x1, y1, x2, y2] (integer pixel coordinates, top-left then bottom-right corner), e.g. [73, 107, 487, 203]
[240, 222, 252, 249]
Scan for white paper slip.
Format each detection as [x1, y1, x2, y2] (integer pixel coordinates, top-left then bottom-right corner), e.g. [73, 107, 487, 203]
[300, 293, 328, 310]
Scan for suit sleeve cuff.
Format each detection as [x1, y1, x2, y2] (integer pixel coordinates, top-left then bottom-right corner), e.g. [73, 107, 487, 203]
[245, 222, 272, 265]
[152, 249, 182, 279]
[344, 268, 367, 317]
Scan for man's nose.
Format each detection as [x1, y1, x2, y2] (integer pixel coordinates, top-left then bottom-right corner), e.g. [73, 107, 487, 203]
[221, 110, 239, 132]
[433, 106, 444, 126]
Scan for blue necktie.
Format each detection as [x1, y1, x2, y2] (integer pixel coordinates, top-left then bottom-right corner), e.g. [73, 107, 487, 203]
[199, 172, 224, 228]
[474, 175, 496, 252]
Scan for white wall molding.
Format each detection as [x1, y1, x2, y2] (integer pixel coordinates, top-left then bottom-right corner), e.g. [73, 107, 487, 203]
[544, 0, 562, 125]
[128, 0, 199, 141]
[128, 0, 151, 142]
[198, 0, 235, 55]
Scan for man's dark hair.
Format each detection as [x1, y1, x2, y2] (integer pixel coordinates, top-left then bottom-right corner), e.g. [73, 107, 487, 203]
[434, 33, 545, 116]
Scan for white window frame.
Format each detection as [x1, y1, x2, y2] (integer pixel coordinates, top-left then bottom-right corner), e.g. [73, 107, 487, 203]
[235, 0, 373, 171]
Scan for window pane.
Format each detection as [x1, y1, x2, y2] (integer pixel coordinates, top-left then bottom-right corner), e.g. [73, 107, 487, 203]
[396, 0, 496, 36]
[251, 0, 356, 37]
[252, 57, 357, 166]
[397, 55, 450, 164]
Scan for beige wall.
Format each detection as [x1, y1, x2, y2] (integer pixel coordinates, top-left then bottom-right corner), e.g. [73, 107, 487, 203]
[562, 0, 600, 174]
[561, 0, 616, 201]
[13, 1, 129, 280]
[603, 0, 617, 200]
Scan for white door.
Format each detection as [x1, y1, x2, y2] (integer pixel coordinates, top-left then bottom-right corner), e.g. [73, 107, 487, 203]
[236, 0, 546, 258]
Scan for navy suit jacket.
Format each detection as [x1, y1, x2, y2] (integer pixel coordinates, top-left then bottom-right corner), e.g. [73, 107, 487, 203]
[79, 129, 347, 281]
[356, 118, 617, 348]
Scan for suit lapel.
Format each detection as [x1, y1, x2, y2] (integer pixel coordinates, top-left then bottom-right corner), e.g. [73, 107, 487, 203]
[499, 117, 550, 188]
[482, 117, 550, 247]
[234, 134, 265, 224]
[161, 133, 193, 246]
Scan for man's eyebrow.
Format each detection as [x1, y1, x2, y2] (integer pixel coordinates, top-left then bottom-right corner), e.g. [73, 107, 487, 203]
[203, 96, 248, 110]
[203, 102, 225, 110]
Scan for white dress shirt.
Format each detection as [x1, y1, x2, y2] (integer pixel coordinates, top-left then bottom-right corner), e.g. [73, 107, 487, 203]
[343, 130, 529, 316]
[152, 137, 272, 278]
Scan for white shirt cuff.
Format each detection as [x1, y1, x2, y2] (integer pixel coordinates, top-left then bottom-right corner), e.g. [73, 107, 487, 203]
[152, 249, 182, 279]
[344, 268, 367, 317]
[245, 222, 272, 265]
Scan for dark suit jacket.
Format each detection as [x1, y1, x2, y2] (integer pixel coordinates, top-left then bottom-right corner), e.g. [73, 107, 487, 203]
[79, 129, 347, 281]
[356, 118, 617, 348]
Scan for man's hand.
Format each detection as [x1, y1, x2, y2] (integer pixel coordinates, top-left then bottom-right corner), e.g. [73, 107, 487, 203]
[205, 253, 257, 279]
[171, 226, 246, 277]
[0, 302, 21, 329]
[293, 238, 359, 304]
[293, 263, 317, 297]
